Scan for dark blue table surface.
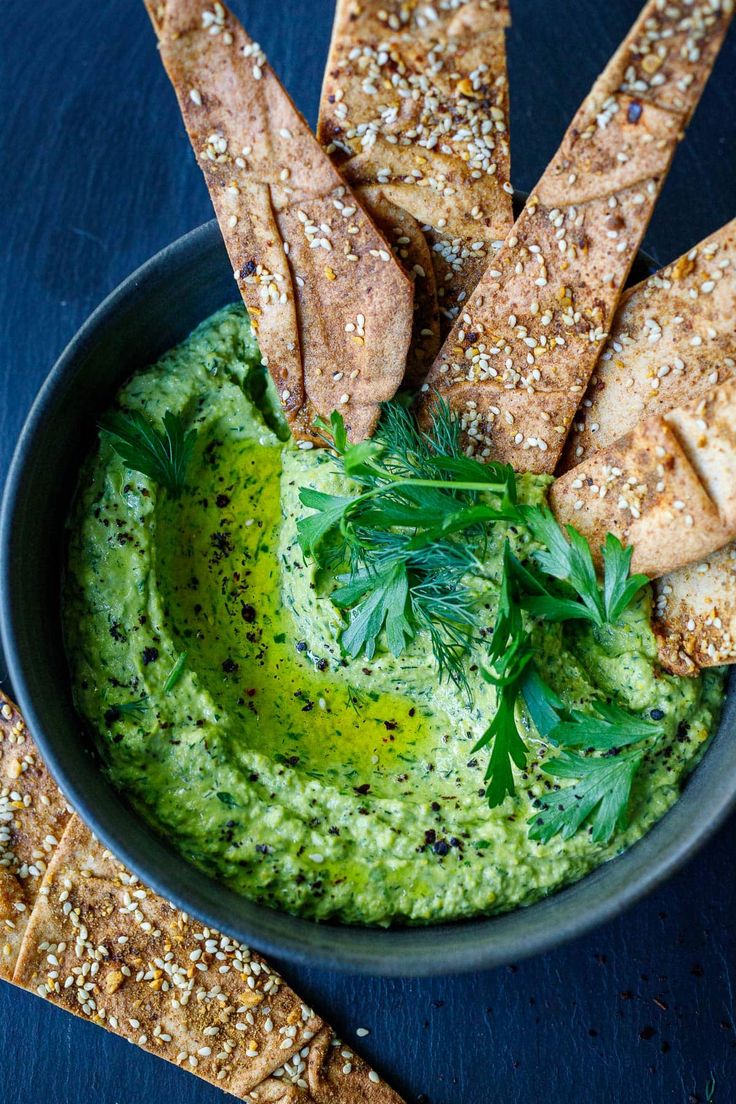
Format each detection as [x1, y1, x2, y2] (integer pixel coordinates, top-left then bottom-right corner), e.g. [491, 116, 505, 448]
[2, 2, 735, 1101]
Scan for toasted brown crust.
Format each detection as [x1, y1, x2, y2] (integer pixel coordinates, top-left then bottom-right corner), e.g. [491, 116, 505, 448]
[145, 0, 413, 443]
[14, 815, 322, 1092]
[416, 0, 733, 472]
[550, 378, 736, 579]
[0, 693, 71, 982]
[654, 542, 736, 674]
[252, 1024, 403, 1103]
[356, 186, 441, 386]
[12, 812, 403, 1102]
[318, 0, 513, 380]
[560, 219, 736, 470]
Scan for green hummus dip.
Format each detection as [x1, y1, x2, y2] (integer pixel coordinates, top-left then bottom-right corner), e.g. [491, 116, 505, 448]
[64, 304, 725, 926]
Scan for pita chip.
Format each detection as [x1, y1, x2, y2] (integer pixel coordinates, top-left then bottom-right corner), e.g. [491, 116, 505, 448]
[249, 1024, 403, 1103]
[0, 693, 71, 982]
[560, 219, 736, 470]
[13, 814, 403, 1102]
[318, 0, 513, 381]
[653, 543, 736, 675]
[550, 377, 736, 579]
[417, 0, 733, 472]
[145, 0, 413, 442]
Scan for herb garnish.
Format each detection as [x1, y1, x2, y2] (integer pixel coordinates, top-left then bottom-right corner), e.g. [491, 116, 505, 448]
[471, 542, 534, 806]
[100, 409, 197, 496]
[163, 650, 188, 694]
[530, 750, 644, 844]
[296, 401, 658, 839]
[106, 696, 149, 718]
[521, 669, 664, 842]
[216, 791, 240, 808]
[516, 509, 650, 627]
[297, 401, 518, 691]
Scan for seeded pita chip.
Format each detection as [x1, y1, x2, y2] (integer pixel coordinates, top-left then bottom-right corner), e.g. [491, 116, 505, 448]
[145, 0, 413, 442]
[0, 693, 71, 982]
[13, 814, 402, 1102]
[550, 378, 736, 579]
[560, 219, 736, 470]
[653, 543, 736, 675]
[417, 0, 733, 472]
[250, 1025, 402, 1103]
[343, 185, 441, 388]
[318, 0, 513, 380]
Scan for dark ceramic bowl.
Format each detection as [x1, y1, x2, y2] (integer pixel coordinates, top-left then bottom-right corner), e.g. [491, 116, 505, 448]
[2, 217, 735, 976]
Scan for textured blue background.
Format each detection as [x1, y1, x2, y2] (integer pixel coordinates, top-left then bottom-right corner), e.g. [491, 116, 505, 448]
[1, 2, 735, 1101]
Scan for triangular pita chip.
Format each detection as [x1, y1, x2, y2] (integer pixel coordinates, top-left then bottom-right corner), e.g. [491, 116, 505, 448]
[318, 0, 513, 382]
[0, 694, 402, 1099]
[0, 693, 71, 982]
[416, 0, 733, 471]
[560, 219, 736, 470]
[550, 377, 736, 579]
[13, 813, 403, 1102]
[654, 543, 736, 675]
[145, 0, 414, 442]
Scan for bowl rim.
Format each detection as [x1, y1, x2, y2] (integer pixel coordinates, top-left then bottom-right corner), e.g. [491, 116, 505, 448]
[2, 217, 735, 977]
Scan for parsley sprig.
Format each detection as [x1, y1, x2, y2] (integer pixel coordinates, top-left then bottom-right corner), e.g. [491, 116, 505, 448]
[516, 508, 650, 626]
[471, 542, 534, 806]
[100, 409, 197, 497]
[296, 401, 657, 839]
[297, 402, 518, 690]
[531, 751, 644, 844]
[521, 667, 663, 843]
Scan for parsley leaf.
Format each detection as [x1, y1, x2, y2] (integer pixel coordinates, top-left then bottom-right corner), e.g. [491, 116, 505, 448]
[472, 543, 534, 806]
[520, 662, 666, 834]
[216, 791, 240, 808]
[508, 548, 599, 625]
[163, 651, 188, 694]
[296, 489, 353, 556]
[520, 670, 661, 842]
[520, 665, 565, 740]
[549, 699, 663, 750]
[520, 506, 649, 628]
[474, 675, 530, 807]
[521, 666, 663, 751]
[523, 506, 605, 624]
[602, 533, 650, 622]
[100, 409, 197, 497]
[314, 410, 348, 454]
[107, 696, 149, 718]
[333, 563, 413, 661]
[529, 751, 643, 844]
